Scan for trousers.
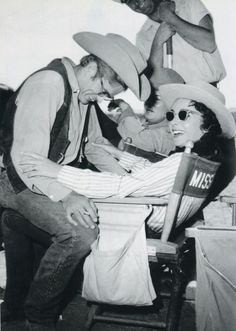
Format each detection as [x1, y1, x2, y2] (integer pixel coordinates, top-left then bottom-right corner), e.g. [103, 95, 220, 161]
[0, 169, 98, 324]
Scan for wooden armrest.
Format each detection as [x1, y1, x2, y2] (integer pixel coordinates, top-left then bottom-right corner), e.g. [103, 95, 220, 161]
[186, 225, 236, 238]
[147, 238, 178, 255]
[219, 195, 236, 204]
[92, 197, 168, 206]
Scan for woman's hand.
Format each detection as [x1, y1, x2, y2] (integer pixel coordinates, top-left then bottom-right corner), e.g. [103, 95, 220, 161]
[19, 153, 61, 178]
[92, 142, 123, 160]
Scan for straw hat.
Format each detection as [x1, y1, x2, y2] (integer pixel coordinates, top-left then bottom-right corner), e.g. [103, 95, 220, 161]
[73, 32, 150, 101]
[159, 81, 236, 139]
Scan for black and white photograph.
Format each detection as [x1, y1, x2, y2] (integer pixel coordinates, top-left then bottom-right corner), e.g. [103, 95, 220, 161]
[0, 1, 236, 330]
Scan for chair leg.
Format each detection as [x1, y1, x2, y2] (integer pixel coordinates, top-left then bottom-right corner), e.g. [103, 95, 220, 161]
[165, 265, 185, 331]
[85, 303, 102, 330]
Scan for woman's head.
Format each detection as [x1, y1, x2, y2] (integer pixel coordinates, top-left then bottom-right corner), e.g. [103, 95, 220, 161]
[159, 81, 236, 151]
[166, 98, 222, 148]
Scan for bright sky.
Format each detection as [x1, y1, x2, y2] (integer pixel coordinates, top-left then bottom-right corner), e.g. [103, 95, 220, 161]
[1, 0, 236, 110]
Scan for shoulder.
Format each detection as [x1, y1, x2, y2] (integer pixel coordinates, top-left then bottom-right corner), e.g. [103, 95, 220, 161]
[26, 70, 64, 88]
[175, 0, 209, 23]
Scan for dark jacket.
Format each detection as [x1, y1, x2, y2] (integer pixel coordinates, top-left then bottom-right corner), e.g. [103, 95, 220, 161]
[0, 59, 72, 193]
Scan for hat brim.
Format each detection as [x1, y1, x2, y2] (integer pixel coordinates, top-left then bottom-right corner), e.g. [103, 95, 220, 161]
[73, 32, 150, 101]
[159, 84, 236, 139]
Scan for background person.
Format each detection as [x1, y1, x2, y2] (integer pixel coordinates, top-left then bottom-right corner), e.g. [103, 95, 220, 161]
[107, 92, 175, 155]
[113, 0, 226, 84]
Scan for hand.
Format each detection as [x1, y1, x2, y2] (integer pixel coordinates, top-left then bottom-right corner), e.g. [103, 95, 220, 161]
[153, 22, 176, 47]
[108, 99, 132, 112]
[78, 89, 111, 105]
[158, 1, 176, 24]
[62, 191, 98, 228]
[19, 153, 61, 178]
[92, 142, 123, 160]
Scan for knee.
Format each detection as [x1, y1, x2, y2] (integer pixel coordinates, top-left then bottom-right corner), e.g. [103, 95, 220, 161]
[72, 225, 99, 254]
[1, 209, 19, 237]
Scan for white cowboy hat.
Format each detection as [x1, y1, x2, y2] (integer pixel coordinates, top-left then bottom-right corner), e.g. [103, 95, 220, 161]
[159, 81, 236, 139]
[73, 32, 150, 101]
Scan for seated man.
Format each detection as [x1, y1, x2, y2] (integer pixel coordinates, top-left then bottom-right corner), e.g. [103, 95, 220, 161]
[107, 92, 175, 155]
[0, 32, 150, 331]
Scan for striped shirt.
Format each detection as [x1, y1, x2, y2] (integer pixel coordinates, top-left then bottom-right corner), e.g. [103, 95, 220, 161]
[58, 152, 182, 199]
[57, 152, 183, 231]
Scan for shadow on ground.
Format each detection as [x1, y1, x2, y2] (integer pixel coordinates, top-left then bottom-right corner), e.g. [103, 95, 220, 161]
[1, 292, 195, 331]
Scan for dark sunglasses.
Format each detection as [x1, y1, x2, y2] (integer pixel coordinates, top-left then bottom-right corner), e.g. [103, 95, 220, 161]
[166, 110, 193, 122]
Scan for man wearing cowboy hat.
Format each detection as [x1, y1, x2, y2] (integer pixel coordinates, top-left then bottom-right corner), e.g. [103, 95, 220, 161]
[0, 32, 150, 330]
[112, 0, 226, 85]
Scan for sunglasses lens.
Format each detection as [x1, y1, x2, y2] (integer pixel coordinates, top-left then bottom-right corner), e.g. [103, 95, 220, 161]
[166, 111, 174, 121]
[179, 110, 188, 121]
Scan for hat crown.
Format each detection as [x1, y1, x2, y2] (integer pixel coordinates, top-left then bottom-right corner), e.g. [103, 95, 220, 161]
[106, 33, 147, 73]
[186, 80, 225, 105]
[73, 31, 150, 100]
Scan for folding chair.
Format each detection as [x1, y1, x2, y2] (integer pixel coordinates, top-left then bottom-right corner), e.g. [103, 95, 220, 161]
[83, 143, 221, 331]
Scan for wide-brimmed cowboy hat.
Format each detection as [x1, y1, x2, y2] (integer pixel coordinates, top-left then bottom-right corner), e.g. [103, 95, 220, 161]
[73, 32, 150, 101]
[159, 81, 236, 139]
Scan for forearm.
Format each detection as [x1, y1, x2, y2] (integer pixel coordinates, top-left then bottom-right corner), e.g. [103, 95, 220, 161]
[149, 37, 164, 69]
[85, 108, 126, 175]
[85, 141, 126, 175]
[117, 115, 145, 141]
[169, 15, 216, 52]
[58, 166, 121, 198]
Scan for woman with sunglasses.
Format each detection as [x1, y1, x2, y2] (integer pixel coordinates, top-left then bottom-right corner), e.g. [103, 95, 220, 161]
[20, 81, 236, 232]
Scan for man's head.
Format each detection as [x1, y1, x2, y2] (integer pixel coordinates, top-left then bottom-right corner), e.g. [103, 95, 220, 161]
[73, 32, 151, 102]
[76, 54, 127, 104]
[113, 0, 162, 16]
[144, 91, 167, 124]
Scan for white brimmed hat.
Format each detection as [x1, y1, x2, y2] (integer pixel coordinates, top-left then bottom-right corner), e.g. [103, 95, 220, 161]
[73, 32, 150, 101]
[159, 81, 236, 139]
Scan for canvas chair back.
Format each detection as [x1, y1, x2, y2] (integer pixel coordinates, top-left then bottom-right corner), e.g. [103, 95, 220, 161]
[161, 145, 220, 243]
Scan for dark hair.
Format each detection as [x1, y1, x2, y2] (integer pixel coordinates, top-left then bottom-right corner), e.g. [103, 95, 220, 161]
[186, 101, 222, 160]
[190, 101, 222, 136]
[80, 54, 127, 90]
[144, 91, 159, 110]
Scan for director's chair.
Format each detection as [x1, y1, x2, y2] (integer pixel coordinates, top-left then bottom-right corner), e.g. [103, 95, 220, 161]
[83, 143, 221, 331]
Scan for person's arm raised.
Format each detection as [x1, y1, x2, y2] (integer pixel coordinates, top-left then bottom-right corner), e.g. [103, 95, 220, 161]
[157, 2, 216, 53]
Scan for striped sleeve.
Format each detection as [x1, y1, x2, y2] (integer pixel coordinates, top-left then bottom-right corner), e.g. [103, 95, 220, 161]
[57, 153, 182, 199]
[118, 153, 182, 198]
[57, 166, 121, 198]
[118, 151, 152, 172]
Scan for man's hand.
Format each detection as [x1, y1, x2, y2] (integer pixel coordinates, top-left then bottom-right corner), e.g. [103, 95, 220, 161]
[153, 22, 176, 47]
[62, 192, 98, 229]
[158, 1, 176, 24]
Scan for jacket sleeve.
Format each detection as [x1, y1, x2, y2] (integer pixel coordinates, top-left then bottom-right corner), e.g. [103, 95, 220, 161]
[84, 107, 127, 175]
